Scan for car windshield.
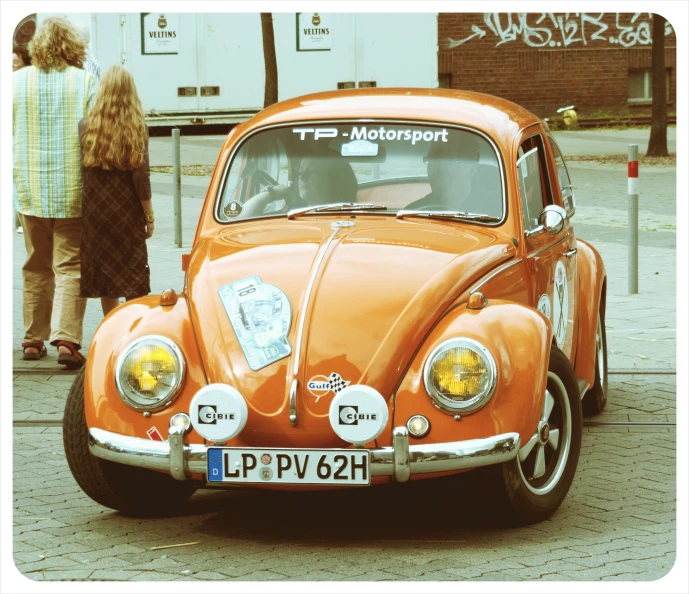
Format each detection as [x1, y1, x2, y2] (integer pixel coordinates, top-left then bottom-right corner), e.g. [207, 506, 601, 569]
[216, 122, 505, 223]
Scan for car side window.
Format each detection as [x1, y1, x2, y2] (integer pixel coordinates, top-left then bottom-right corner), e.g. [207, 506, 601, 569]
[517, 135, 553, 233]
[547, 135, 575, 216]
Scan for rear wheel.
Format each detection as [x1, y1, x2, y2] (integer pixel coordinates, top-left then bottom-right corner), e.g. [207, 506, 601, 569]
[63, 368, 196, 516]
[583, 310, 608, 415]
[493, 345, 582, 525]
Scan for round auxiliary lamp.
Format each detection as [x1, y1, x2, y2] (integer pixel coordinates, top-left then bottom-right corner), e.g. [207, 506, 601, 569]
[328, 385, 389, 446]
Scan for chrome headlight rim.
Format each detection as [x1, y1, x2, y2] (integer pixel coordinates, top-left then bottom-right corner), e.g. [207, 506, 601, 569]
[423, 337, 497, 414]
[114, 335, 186, 412]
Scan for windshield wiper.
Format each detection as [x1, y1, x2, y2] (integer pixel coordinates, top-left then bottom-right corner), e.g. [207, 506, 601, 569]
[396, 210, 501, 223]
[288, 203, 388, 220]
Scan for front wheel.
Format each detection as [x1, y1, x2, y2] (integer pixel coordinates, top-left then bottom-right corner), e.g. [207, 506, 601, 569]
[494, 345, 583, 525]
[63, 368, 197, 516]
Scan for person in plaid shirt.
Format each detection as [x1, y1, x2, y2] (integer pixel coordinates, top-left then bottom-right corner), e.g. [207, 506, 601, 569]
[75, 21, 102, 81]
[13, 16, 97, 368]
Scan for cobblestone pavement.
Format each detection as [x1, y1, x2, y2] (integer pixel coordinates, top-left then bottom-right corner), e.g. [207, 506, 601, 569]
[9, 128, 682, 585]
[568, 161, 676, 371]
[10, 400, 677, 582]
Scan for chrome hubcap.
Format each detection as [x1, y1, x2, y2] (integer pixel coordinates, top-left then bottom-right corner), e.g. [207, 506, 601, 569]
[539, 422, 550, 444]
[518, 372, 572, 495]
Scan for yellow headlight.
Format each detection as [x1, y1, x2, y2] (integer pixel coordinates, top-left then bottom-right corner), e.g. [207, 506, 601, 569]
[115, 337, 185, 410]
[424, 338, 496, 413]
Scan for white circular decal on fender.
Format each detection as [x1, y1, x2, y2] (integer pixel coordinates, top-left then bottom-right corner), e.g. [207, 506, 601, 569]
[537, 294, 551, 320]
[328, 385, 388, 445]
[190, 384, 248, 442]
[552, 261, 568, 349]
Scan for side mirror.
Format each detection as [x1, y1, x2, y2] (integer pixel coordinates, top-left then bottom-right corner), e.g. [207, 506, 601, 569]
[538, 205, 567, 235]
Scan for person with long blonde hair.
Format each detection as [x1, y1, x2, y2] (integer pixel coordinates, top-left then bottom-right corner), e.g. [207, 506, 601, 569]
[14, 16, 96, 368]
[78, 65, 154, 316]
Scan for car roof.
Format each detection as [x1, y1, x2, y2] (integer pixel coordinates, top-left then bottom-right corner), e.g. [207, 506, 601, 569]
[240, 88, 542, 149]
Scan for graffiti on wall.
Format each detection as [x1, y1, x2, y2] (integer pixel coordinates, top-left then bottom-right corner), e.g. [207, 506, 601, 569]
[443, 13, 674, 49]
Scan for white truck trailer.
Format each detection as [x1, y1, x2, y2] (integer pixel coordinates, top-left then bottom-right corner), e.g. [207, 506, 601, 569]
[36, 12, 439, 126]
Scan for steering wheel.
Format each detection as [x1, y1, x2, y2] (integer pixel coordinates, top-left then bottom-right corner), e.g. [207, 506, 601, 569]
[236, 172, 300, 218]
[254, 169, 279, 190]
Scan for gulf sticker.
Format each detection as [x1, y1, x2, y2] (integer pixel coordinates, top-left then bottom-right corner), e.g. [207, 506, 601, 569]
[307, 372, 350, 402]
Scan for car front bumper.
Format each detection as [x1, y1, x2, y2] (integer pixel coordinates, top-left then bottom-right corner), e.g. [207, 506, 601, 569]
[89, 425, 520, 484]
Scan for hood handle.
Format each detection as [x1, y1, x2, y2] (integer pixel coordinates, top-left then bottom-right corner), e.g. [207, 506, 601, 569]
[289, 379, 298, 427]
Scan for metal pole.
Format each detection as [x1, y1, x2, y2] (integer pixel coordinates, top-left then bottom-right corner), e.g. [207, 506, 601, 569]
[628, 144, 639, 294]
[353, 14, 359, 88]
[172, 129, 182, 248]
[119, 14, 127, 66]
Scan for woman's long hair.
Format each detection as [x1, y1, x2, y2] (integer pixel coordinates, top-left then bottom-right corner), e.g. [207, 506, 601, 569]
[82, 66, 147, 171]
[29, 17, 86, 72]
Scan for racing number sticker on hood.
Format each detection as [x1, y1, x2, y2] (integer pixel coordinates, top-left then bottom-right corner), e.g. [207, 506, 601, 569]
[552, 261, 568, 349]
[219, 276, 292, 371]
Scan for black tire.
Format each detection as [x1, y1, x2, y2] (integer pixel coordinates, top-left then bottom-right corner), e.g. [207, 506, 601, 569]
[63, 368, 196, 516]
[491, 345, 583, 525]
[582, 309, 608, 416]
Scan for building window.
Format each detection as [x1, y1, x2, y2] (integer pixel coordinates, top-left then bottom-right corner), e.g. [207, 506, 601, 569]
[628, 69, 671, 103]
[438, 73, 451, 89]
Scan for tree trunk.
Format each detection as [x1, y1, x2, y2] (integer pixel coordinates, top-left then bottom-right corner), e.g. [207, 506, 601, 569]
[260, 13, 278, 108]
[647, 14, 668, 157]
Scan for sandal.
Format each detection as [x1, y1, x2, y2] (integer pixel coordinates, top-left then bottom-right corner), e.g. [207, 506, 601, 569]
[54, 340, 86, 370]
[21, 342, 47, 361]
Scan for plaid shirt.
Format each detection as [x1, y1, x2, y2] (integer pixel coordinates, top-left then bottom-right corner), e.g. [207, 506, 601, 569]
[13, 66, 96, 218]
[84, 50, 102, 81]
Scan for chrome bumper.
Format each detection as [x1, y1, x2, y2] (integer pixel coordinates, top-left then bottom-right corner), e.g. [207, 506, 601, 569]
[88, 426, 520, 484]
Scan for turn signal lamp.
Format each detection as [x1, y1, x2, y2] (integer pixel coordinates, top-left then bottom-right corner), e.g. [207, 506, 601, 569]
[160, 288, 178, 306]
[407, 415, 430, 438]
[170, 413, 192, 433]
[467, 292, 488, 310]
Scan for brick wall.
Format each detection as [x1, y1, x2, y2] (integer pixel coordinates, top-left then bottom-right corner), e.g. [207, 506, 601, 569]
[438, 13, 677, 118]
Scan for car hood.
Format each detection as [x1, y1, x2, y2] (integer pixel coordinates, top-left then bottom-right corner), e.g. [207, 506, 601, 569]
[186, 218, 515, 445]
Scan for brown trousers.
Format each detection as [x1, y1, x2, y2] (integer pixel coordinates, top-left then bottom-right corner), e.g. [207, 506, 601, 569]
[18, 213, 87, 348]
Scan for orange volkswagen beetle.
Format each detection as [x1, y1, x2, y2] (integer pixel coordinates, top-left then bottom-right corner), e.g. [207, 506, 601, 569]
[64, 89, 607, 524]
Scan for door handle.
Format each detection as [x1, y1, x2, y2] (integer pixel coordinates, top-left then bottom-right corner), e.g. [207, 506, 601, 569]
[564, 248, 578, 258]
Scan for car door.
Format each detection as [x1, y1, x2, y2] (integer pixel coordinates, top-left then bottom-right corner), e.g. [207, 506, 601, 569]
[517, 126, 578, 362]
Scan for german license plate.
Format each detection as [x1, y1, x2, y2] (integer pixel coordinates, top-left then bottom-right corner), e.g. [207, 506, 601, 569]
[207, 448, 370, 485]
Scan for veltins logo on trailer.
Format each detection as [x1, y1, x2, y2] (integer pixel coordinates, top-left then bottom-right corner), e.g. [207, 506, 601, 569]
[297, 13, 332, 51]
[141, 13, 179, 55]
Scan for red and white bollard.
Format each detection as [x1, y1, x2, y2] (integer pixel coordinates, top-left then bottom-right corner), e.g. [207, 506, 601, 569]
[628, 145, 639, 294]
